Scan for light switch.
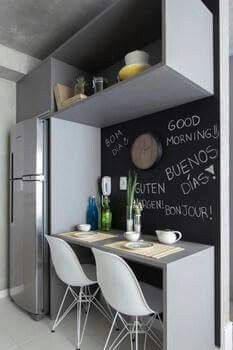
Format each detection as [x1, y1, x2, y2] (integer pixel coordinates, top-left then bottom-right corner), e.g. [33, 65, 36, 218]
[120, 177, 127, 190]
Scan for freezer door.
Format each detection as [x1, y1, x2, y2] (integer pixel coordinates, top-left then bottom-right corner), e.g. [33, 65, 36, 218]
[10, 118, 44, 179]
[10, 178, 44, 315]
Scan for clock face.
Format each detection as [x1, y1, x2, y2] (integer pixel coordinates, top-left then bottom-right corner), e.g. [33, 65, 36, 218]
[131, 133, 162, 170]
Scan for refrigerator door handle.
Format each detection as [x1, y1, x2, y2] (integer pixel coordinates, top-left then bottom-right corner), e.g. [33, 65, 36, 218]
[9, 180, 13, 223]
[22, 175, 45, 182]
[10, 153, 13, 180]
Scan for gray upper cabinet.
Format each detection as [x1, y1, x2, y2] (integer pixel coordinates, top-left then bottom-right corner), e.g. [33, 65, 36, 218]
[17, 0, 214, 126]
[51, 0, 214, 127]
[17, 57, 88, 123]
[17, 59, 52, 122]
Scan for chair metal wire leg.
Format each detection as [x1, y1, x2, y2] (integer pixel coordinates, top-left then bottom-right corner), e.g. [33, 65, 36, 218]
[146, 331, 162, 349]
[112, 331, 129, 350]
[147, 314, 163, 348]
[135, 317, 139, 350]
[104, 312, 119, 350]
[52, 285, 70, 332]
[130, 332, 134, 350]
[109, 328, 127, 350]
[143, 333, 147, 350]
[75, 287, 93, 350]
[76, 288, 82, 350]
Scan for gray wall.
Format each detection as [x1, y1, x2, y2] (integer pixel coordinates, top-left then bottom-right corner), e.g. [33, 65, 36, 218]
[0, 78, 16, 291]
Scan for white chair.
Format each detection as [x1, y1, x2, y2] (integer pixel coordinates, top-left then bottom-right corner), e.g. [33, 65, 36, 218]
[92, 248, 163, 350]
[46, 235, 111, 350]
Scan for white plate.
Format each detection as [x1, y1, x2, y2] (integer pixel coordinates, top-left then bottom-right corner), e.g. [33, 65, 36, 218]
[124, 241, 154, 250]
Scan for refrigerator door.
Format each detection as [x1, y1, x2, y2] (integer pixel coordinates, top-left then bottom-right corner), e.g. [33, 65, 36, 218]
[10, 177, 44, 315]
[10, 118, 44, 179]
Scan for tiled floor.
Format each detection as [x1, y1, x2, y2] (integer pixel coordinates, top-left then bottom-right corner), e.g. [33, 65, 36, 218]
[0, 297, 160, 349]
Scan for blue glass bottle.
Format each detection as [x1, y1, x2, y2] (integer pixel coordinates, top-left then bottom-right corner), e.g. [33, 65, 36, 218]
[86, 196, 99, 230]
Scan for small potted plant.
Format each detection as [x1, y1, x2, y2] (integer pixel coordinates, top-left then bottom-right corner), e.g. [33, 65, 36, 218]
[126, 171, 138, 232]
[74, 76, 87, 95]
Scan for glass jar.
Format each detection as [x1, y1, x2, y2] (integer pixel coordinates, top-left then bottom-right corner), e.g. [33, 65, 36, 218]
[126, 205, 133, 232]
[134, 214, 141, 235]
[93, 77, 104, 93]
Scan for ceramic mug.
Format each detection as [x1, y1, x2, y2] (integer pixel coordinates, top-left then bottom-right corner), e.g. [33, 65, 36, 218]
[156, 229, 182, 245]
[124, 231, 140, 242]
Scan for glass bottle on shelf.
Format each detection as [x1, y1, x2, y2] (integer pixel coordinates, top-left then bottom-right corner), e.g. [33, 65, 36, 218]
[101, 196, 112, 231]
[86, 196, 99, 231]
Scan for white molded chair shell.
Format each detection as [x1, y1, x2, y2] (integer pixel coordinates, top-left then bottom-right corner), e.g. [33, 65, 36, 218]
[46, 235, 96, 287]
[92, 248, 155, 317]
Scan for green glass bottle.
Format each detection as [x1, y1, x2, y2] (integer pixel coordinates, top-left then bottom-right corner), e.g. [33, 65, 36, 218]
[101, 196, 112, 231]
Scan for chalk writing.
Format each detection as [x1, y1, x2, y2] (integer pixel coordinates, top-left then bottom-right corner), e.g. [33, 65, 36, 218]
[164, 204, 213, 221]
[166, 125, 219, 146]
[141, 199, 164, 210]
[105, 129, 123, 147]
[136, 182, 166, 195]
[205, 165, 216, 179]
[180, 172, 210, 195]
[168, 115, 200, 132]
[165, 145, 218, 182]
[140, 197, 213, 221]
[105, 129, 129, 157]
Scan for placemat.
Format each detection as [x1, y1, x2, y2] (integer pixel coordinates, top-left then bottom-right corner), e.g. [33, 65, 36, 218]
[60, 231, 116, 243]
[104, 241, 184, 259]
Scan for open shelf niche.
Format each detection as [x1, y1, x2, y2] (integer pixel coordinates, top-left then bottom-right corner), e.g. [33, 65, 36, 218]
[51, 0, 213, 128]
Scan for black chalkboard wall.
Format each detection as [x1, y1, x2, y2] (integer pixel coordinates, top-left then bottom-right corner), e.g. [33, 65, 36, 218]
[101, 0, 221, 345]
[102, 98, 220, 244]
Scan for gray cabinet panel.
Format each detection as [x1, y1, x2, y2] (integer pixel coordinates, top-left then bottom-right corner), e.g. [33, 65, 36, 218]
[164, 248, 214, 350]
[17, 59, 52, 122]
[49, 117, 101, 318]
[51, 58, 91, 112]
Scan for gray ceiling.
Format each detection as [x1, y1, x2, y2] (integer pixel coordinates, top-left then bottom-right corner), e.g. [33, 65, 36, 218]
[0, 0, 116, 59]
[0, 1, 232, 58]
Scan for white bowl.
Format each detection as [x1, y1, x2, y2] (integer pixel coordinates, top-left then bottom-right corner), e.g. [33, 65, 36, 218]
[77, 224, 91, 232]
[125, 50, 149, 66]
[124, 231, 140, 242]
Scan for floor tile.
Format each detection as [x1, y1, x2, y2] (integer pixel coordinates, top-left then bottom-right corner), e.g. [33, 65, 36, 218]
[0, 327, 18, 350]
[0, 297, 161, 349]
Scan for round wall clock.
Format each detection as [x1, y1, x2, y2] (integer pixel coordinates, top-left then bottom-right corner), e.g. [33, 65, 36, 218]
[131, 133, 163, 170]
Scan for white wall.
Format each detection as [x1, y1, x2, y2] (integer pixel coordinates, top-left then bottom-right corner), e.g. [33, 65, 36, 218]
[230, 56, 233, 302]
[0, 44, 40, 82]
[0, 78, 16, 291]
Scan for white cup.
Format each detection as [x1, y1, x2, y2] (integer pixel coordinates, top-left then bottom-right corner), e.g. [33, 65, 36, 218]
[124, 231, 140, 242]
[156, 229, 182, 245]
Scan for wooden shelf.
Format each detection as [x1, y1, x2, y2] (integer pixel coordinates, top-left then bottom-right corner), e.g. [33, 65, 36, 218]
[52, 62, 212, 128]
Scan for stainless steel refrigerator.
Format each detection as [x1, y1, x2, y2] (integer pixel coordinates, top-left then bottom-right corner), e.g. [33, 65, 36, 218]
[9, 118, 49, 319]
